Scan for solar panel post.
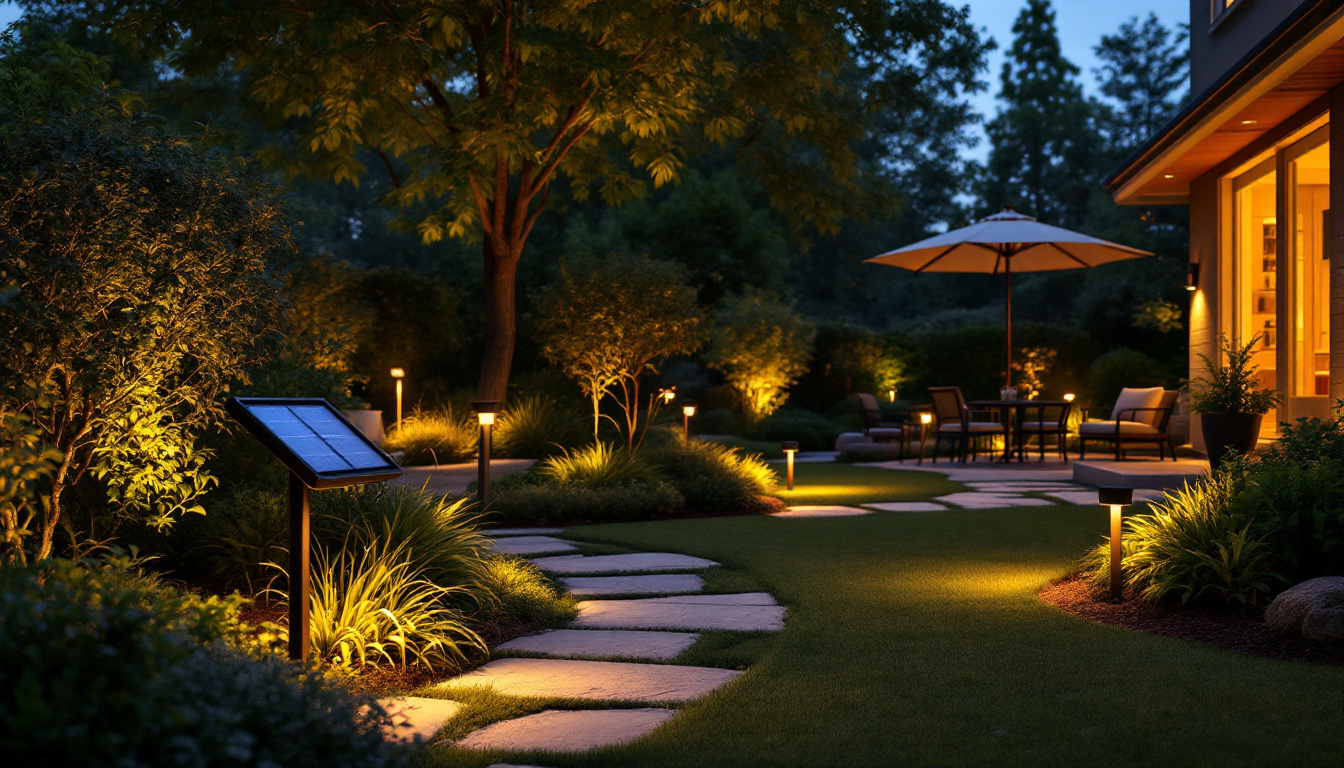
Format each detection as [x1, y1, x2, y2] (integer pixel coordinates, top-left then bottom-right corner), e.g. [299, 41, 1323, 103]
[287, 472, 311, 661]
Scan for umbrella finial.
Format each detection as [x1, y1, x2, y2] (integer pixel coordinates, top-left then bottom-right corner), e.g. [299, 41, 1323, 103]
[1002, 203, 1013, 212]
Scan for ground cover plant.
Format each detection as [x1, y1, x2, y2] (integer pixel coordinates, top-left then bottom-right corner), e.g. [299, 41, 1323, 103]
[384, 409, 476, 466]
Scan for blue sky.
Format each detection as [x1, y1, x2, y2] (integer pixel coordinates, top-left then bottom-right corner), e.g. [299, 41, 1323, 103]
[0, 0, 1188, 161]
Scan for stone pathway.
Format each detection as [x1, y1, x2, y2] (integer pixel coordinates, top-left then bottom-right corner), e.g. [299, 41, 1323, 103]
[406, 527, 783, 756]
[771, 505, 872, 518]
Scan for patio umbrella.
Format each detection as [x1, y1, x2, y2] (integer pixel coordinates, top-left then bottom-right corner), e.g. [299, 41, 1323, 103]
[865, 206, 1152, 390]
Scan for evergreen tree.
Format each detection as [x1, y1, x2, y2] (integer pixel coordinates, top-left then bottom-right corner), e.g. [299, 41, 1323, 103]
[978, 0, 1097, 227]
[1094, 14, 1190, 158]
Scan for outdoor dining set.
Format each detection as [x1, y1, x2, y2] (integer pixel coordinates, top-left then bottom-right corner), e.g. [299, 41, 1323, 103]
[856, 386, 1181, 464]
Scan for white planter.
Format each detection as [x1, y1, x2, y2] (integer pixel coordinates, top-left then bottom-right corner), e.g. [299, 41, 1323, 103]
[342, 409, 386, 445]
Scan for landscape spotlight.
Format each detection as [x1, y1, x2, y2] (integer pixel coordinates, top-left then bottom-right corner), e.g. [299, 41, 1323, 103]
[1186, 262, 1200, 292]
[682, 402, 697, 444]
[473, 401, 500, 501]
[781, 441, 800, 491]
[390, 368, 406, 430]
[1098, 486, 1133, 600]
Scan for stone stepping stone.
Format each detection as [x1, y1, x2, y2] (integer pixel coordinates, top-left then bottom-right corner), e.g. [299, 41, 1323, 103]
[561, 574, 705, 597]
[966, 481, 1083, 492]
[440, 658, 740, 702]
[935, 492, 1056, 510]
[771, 505, 872, 518]
[573, 593, 784, 632]
[486, 527, 565, 537]
[457, 708, 676, 752]
[489, 536, 578, 556]
[862, 501, 947, 512]
[531, 553, 719, 575]
[496, 629, 699, 660]
[377, 696, 461, 744]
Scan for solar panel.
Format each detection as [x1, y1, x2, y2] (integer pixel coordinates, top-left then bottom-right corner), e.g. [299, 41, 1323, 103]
[226, 398, 403, 489]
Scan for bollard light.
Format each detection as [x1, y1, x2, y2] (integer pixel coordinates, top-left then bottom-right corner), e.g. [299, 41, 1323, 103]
[473, 401, 499, 501]
[1098, 486, 1133, 600]
[1063, 393, 1076, 403]
[390, 368, 406, 430]
[682, 402, 697, 445]
[781, 441, 799, 491]
[888, 389, 897, 403]
[916, 411, 934, 465]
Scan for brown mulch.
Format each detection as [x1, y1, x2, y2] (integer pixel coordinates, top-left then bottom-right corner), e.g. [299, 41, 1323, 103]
[1041, 575, 1344, 666]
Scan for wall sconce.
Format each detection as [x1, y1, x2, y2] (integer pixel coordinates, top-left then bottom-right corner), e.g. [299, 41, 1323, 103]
[472, 401, 499, 501]
[1186, 262, 1199, 292]
[781, 441, 799, 491]
[682, 402, 697, 445]
[1099, 486, 1133, 600]
[390, 368, 405, 430]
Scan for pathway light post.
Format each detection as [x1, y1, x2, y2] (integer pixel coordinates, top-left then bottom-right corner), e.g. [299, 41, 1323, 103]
[390, 368, 405, 430]
[781, 441, 799, 491]
[1099, 486, 1133, 600]
[473, 401, 499, 501]
[682, 402, 696, 445]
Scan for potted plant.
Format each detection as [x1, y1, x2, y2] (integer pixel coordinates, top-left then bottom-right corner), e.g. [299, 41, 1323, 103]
[1188, 333, 1282, 471]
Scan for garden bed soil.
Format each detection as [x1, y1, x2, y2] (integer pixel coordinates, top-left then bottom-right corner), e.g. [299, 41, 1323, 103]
[1041, 576, 1344, 666]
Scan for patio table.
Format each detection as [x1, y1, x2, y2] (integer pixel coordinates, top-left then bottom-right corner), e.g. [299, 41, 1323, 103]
[967, 399, 1071, 463]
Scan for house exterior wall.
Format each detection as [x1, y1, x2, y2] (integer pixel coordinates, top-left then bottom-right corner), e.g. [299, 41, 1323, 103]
[1191, 0, 1314, 95]
[1188, 172, 1221, 452]
[1331, 84, 1344, 401]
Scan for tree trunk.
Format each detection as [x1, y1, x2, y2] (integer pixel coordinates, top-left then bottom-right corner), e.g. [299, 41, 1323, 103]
[477, 233, 521, 403]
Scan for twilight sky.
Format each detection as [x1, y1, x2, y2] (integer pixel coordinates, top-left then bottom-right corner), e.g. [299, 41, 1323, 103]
[0, 0, 1190, 161]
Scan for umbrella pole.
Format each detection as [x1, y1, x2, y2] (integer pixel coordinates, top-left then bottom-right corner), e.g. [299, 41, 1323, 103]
[1004, 253, 1012, 391]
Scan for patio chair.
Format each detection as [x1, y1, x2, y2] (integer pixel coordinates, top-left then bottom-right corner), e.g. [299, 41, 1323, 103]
[854, 393, 909, 461]
[1018, 401, 1074, 463]
[1077, 387, 1179, 462]
[928, 387, 1006, 464]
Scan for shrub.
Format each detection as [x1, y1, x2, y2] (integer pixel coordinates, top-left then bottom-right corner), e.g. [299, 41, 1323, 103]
[537, 443, 666, 488]
[644, 439, 776, 512]
[752, 409, 845, 451]
[0, 558, 393, 767]
[1082, 470, 1284, 606]
[1088, 347, 1170, 405]
[313, 485, 488, 592]
[695, 407, 741, 436]
[493, 395, 587, 459]
[487, 483, 684, 525]
[791, 322, 908, 412]
[473, 555, 578, 627]
[383, 409, 475, 465]
[704, 290, 816, 430]
[198, 486, 288, 594]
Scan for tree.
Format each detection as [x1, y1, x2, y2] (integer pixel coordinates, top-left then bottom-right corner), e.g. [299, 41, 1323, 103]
[52, 0, 989, 402]
[0, 35, 287, 559]
[978, 0, 1097, 227]
[1093, 14, 1189, 158]
[534, 253, 705, 450]
[705, 290, 816, 431]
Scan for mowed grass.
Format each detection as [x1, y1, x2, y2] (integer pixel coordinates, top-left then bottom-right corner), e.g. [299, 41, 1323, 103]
[428, 505, 1344, 767]
[767, 462, 962, 506]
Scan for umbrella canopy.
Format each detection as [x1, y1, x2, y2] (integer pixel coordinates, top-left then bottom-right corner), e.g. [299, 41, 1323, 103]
[865, 207, 1153, 389]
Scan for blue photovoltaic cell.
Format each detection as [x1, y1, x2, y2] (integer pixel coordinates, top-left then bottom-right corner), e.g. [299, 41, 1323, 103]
[250, 404, 391, 474]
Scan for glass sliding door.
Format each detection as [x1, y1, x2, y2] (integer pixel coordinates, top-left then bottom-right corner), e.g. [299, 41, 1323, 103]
[1231, 160, 1277, 404]
[1287, 135, 1330, 404]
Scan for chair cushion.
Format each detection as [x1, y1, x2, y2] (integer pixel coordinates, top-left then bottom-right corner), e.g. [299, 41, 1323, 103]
[940, 422, 1004, 434]
[1019, 421, 1066, 431]
[1111, 387, 1165, 425]
[1079, 420, 1160, 437]
[868, 427, 904, 441]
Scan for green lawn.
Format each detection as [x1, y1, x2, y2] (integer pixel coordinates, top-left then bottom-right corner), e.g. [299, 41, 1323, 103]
[422, 500, 1344, 767]
[767, 462, 962, 506]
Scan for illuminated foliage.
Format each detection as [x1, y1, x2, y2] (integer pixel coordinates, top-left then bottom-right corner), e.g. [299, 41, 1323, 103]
[1012, 346, 1057, 400]
[534, 253, 705, 449]
[0, 411, 62, 565]
[705, 291, 816, 430]
[0, 35, 287, 559]
[1132, 298, 1183, 334]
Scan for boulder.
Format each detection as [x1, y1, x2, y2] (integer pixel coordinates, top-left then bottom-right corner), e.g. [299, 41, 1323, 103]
[1265, 576, 1344, 642]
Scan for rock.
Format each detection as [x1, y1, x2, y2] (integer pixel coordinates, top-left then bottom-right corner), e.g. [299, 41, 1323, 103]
[456, 708, 676, 752]
[376, 696, 461, 744]
[1266, 577, 1344, 642]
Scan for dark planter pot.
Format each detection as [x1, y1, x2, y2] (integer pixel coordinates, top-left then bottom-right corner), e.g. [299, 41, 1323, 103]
[1200, 413, 1263, 472]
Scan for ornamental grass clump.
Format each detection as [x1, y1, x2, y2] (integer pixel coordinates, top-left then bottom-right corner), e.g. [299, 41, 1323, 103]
[473, 555, 578, 627]
[644, 438, 777, 512]
[537, 442, 666, 488]
[383, 408, 476, 465]
[492, 395, 587, 459]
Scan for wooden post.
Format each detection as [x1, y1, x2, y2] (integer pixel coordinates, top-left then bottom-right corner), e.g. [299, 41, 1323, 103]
[287, 472, 310, 661]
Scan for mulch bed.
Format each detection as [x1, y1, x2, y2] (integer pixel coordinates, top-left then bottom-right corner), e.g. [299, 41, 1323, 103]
[1041, 575, 1344, 666]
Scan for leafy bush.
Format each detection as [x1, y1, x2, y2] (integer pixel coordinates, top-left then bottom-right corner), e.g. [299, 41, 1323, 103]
[197, 487, 288, 594]
[487, 483, 684, 525]
[1082, 470, 1284, 606]
[473, 555, 578, 627]
[791, 322, 908, 412]
[695, 407, 741, 436]
[302, 536, 485, 669]
[644, 439, 776, 512]
[752, 409, 844, 451]
[0, 557, 394, 767]
[313, 485, 488, 592]
[383, 409, 475, 465]
[704, 290, 816, 430]
[1189, 333, 1282, 415]
[493, 395, 587, 459]
[1088, 347, 1170, 406]
[537, 443, 666, 488]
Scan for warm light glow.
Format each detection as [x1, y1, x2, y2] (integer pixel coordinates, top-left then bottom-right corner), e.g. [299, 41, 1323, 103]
[919, 412, 933, 425]
[783, 446, 797, 454]
[1163, 174, 1175, 179]
[888, 389, 896, 402]
[660, 389, 676, 403]
[1241, 119, 1257, 125]
[683, 405, 696, 417]
[389, 367, 405, 379]
[1063, 393, 1075, 403]
[477, 412, 495, 426]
